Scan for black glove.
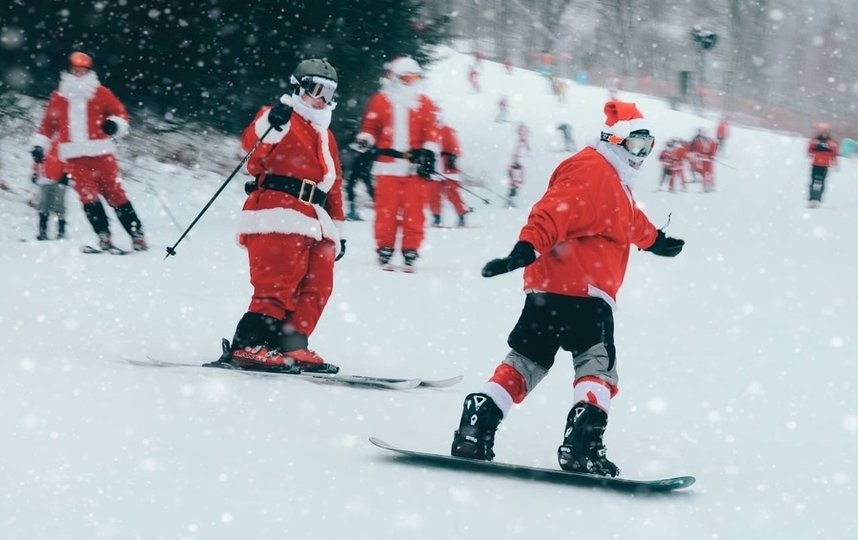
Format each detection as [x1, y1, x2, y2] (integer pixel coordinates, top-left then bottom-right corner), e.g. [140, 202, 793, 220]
[268, 102, 293, 131]
[335, 239, 347, 262]
[409, 148, 436, 179]
[644, 230, 685, 257]
[444, 153, 457, 170]
[59, 173, 70, 186]
[244, 179, 258, 195]
[31, 146, 45, 163]
[481, 241, 536, 277]
[102, 119, 118, 136]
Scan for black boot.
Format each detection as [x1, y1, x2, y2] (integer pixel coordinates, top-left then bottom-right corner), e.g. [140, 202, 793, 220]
[116, 202, 148, 251]
[83, 200, 111, 237]
[205, 312, 283, 369]
[377, 246, 394, 266]
[37, 213, 49, 240]
[451, 393, 504, 461]
[557, 402, 620, 477]
[402, 249, 418, 271]
[432, 214, 441, 227]
[57, 218, 66, 239]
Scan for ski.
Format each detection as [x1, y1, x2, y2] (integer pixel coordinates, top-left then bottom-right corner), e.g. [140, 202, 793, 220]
[124, 356, 460, 390]
[81, 245, 129, 255]
[368, 437, 696, 493]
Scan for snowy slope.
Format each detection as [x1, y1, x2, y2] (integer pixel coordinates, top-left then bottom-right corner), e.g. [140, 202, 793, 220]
[2, 47, 857, 539]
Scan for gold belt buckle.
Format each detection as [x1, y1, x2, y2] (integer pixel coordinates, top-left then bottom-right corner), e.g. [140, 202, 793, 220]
[298, 179, 317, 205]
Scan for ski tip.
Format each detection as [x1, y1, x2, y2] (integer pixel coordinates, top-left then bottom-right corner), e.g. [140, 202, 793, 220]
[419, 375, 464, 388]
[368, 437, 394, 450]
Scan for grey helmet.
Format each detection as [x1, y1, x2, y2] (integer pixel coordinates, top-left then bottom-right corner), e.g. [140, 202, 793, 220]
[292, 58, 338, 85]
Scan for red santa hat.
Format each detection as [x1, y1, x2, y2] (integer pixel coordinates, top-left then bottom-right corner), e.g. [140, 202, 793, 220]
[601, 101, 649, 139]
[384, 56, 422, 76]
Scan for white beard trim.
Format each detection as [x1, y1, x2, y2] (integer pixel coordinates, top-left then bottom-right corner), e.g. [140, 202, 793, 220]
[58, 71, 100, 100]
[380, 78, 421, 109]
[285, 93, 335, 130]
[594, 140, 644, 189]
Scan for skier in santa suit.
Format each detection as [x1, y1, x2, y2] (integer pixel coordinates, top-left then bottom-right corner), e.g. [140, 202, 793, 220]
[31, 51, 147, 252]
[806, 123, 839, 208]
[352, 56, 440, 271]
[451, 101, 685, 477]
[217, 59, 346, 372]
[688, 128, 718, 192]
[428, 118, 470, 227]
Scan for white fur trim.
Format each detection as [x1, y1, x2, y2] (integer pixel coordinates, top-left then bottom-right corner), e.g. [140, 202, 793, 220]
[371, 159, 414, 177]
[107, 115, 129, 138]
[482, 381, 514, 418]
[586, 284, 617, 311]
[315, 127, 336, 193]
[594, 140, 642, 189]
[422, 141, 441, 154]
[256, 109, 290, 143]
[59, 138, 116, 160]
[385, 56, 422, 76]
[240, 207, 323, 239]
[572, 379, 613, 413]
[333, 219, 346, 237]
[31, 133, 51, 150]
[355, 132, 375, 147]
[602, 117, 649, 139]
[390, 99, 409, 150]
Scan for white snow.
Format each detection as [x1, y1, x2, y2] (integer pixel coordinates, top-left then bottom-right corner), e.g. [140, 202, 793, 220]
[1, 47, 856, 539]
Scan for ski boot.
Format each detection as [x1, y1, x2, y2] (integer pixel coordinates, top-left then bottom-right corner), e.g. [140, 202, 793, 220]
[131, 232, 149, 252]
[402, 249, 418, 273]
[378, 246, 394, 271]
[557, 402, 620, 477]
[37, 213, 49, 241]
[57, 219, 66, 239]
[432, 214, 442, 227]
[451, 393, 503, 461]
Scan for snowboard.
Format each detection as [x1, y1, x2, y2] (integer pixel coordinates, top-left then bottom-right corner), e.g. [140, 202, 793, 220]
[369, 437, 695, 493]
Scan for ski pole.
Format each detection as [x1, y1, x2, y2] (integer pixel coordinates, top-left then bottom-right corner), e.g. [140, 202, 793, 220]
[430, 172, 491, 204]
[714, 158, 736, 170]
[165, 125, 274, 259]
[140, 174, 185, 234]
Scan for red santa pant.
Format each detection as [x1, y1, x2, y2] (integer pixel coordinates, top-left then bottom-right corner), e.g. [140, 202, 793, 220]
[696, 161, 715, 189]
[426, 179, 468, 216]
[374, 175, 426, 251]
[668, 169, 686, 191]
[243, 233, 336, 336]
[66, 155, 130, 207]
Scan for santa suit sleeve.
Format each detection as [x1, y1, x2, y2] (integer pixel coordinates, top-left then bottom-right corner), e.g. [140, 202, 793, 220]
[517, 174, 600, 253]
[98, 86, 130, 138]
[630, 204, 659, 250]
[356, 93, 384, 147]
[325, 133, 346, 226]
[33, 92, 62, 149]
[241, 106, 279, 177]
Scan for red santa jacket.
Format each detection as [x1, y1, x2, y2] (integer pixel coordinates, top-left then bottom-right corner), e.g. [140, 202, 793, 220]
[239, 99, 345, 253]
[438, 124, 461, 179]
[659, 145, 686, 173]
[33, 140, 66, 185]
[518, 147, 658, 308]
[356, 89, 440, 177]
[33, 71, 129, 162]
[688, 135, 718, 161]
[808, 136, 839, 168]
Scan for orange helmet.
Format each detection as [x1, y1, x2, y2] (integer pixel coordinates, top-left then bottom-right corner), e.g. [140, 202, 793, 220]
[69, 51, 93, 70]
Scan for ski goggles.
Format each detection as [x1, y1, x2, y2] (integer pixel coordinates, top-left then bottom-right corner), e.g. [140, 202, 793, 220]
[298, 76, 337, 105]
[602, 131, 655, 157]
[397, 72, 422, 85]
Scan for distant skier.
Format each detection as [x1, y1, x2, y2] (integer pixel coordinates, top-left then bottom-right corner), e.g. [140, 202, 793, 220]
[688, 128, 718, 192]
[31, 51, 147, 252]
[467, 62, 481, 93]
[506, 160, 524, 208]
[716, 117, 730, 153]
[557, 123, 576, 152]
[806, 123, 839, 208]
[428, 119, 470, 227]
[354, 56, 440, 271]
[495, 96, 509, 123]
[218, 58, 346, 372]
[515, 122, 531, 156]
[450, 101, 685, 477]
[657, 138, 687, 192]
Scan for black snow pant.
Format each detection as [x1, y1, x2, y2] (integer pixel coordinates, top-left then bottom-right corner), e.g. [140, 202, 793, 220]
[809, 165, 829, 202]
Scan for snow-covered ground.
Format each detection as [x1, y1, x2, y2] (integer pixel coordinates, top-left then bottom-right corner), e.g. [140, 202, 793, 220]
[2, 47, 856, 539]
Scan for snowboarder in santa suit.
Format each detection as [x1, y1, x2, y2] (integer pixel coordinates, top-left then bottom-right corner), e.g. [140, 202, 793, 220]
[217, 59, 346, 371]
[806, 123, 839, 208]
[31, 51, 147, 252]
[451, 101, 685, 477]
[353, 56, 440, 271]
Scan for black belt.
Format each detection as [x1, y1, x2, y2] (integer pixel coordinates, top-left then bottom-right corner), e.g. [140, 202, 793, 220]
[261, 174, 328, 206]
[376, 148, 411, 160]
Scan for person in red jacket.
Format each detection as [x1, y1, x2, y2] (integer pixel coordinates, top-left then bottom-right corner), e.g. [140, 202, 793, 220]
[716, 117, 730, 153]
[657, 138, 687, 192]
[688, 128, 718, 192]
[213, 59, 346, 372]
[807, 123, 839, 208]
[427, 119, 470, 227]
[353, 56, 440, 271]
[450, 101, 685, 477]
[32, 139, 70, 240]
[31, 51, 146, 253]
